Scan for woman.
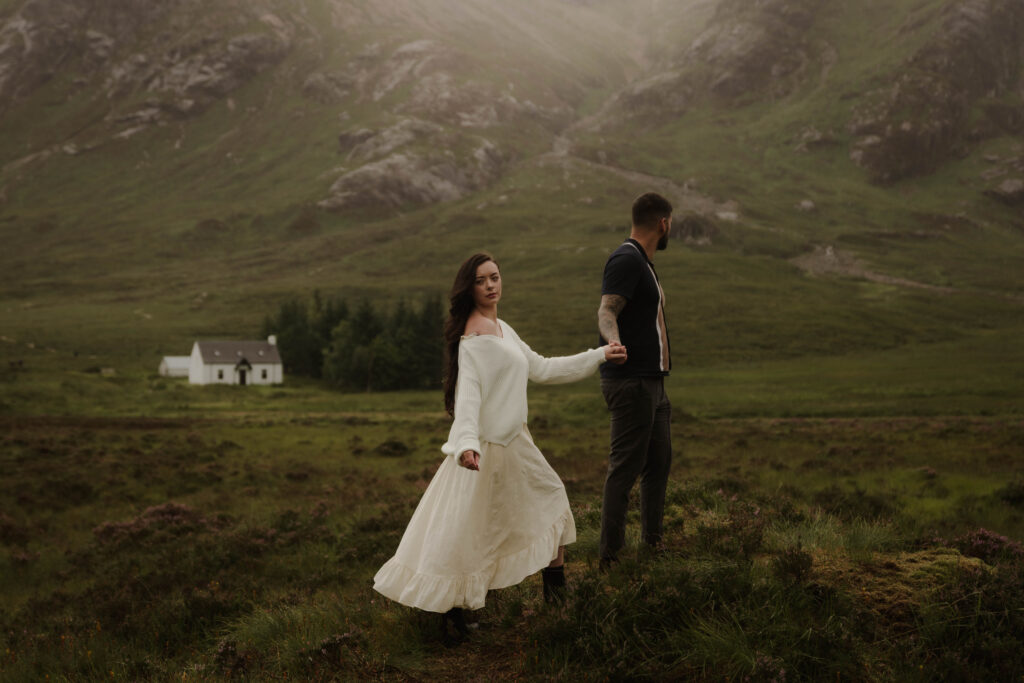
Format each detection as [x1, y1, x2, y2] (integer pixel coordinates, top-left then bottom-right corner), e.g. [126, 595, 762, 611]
[373, 253, 627, 644]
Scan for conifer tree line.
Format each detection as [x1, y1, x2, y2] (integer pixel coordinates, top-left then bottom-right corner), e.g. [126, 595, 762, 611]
[261, 290, 444, 392]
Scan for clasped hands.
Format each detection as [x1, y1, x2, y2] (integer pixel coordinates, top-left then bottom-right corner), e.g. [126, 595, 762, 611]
[604, 341, 627, 365]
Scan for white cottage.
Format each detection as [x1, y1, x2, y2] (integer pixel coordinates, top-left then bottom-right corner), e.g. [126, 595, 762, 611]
[158, 356, 191, 377]
[188, 336, 283, 386]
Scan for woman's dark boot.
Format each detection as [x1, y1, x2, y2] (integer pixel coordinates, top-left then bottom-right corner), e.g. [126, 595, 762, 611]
[542, 566, 566, 604]
[439, 607, 470, 647]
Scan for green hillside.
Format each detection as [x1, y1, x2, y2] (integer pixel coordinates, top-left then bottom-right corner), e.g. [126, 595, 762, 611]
[1, 0, 1022, 415]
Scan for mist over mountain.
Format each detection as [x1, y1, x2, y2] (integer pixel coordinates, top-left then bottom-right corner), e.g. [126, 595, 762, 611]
[1, 0, 1023, 365]
[4, 0, 1021, 210]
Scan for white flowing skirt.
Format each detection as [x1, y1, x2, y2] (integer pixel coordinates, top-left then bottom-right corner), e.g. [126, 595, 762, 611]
[373, 426, 576, 613]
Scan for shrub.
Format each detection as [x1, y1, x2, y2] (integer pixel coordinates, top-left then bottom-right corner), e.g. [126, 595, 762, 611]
[697, 498, 768, 559]
[996, 480, 1024, 507]
[913, 560, 1024, 679]
[812, 484, 898, 521]
[951, 528, 1024, 564]
[772, 544, 814, 585]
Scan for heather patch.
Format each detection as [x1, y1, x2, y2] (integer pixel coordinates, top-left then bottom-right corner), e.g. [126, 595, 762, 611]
[950, 527, 1024, 564]
[92, 502, 221, 546]
[3, 415, 1023, 680]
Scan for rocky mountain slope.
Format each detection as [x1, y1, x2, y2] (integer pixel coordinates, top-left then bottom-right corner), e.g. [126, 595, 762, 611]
[582, 0, 1024, 193]
[849, 0, 1024, 183]
[0, 0, 1022, 323]
[0, 0, 644, 214]
[2, 0, 1023, 213]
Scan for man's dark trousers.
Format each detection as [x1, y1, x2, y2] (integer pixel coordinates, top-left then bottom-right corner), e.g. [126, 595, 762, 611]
[599, 375, 672, 562]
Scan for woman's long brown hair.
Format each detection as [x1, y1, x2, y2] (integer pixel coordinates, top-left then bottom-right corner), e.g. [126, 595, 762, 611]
[443, 253, 497, 416]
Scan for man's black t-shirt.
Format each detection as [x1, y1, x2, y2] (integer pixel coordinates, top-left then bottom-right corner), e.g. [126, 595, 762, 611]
[599, 239, 671, 379]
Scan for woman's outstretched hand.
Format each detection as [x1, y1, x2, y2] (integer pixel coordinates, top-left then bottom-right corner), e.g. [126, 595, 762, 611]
[603, 342, 628, 365]
[459, 450, 480, 471]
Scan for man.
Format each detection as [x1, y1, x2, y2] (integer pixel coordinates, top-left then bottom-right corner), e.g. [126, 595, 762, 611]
[597, 191, 673, 567]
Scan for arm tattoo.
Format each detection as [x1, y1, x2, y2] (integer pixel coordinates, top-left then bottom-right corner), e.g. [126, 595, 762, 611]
[598, 294, 627, 343]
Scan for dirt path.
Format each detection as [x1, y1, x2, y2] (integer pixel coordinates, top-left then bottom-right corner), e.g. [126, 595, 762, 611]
[536, 142, 738, 219]
[790, 245, 1024, 302]
[789, 245, 959, 293]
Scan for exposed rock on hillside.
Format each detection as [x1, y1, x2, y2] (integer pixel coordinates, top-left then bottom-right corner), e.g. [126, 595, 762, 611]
[107, 31, 289, 101]
[342, 40, 571, 131]
[672, 213, 718, 245]
[364, 40, 459, 103]
[849, 0, 1024, 183]
[312, 37, 576, 210]
[0, 0, 292, 124]
[319, 137, 505, 211]
[302, 72, 353, 104]
[689, 0, 823, 99]
[340, 119, 445, 162]
[0, 0, 91, 102]
[607, 70, 693, 120]
[399, 73, 572, 130]
[587, 0, 824, 126]
[985, 177, 1024, 205]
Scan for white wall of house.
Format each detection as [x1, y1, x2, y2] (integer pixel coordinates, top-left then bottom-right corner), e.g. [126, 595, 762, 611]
[159, 356, 190, 377]
[259, 363, 284, 384]
[187, 342, 283, 385]
[188, 343, 206, 384]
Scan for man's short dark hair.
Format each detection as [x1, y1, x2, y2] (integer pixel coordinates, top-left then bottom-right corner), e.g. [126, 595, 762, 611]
[632, 192, 673, 229]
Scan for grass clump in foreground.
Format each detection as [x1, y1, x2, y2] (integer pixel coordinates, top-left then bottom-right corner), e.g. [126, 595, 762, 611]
[192, 481, 1024, 681]
[2, 415, 1024, 680]
[519, 483, 1024, 681]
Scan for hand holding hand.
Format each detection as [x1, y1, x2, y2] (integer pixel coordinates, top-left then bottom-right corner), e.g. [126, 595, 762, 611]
[459, 450, 480, 471]
[603, 341, 628, 365]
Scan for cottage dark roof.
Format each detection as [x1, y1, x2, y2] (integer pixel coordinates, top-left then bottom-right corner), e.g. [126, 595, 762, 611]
[195, 341, 282, 365]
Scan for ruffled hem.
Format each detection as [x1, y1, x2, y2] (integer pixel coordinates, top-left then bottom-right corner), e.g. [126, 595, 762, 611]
[373, 506, 576, 613]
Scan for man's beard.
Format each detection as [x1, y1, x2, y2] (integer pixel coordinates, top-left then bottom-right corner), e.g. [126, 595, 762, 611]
[656, 233, 669, 251]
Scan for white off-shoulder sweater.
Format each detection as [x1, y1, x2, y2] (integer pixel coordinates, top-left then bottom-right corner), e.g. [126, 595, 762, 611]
[441, 320, 606, 458]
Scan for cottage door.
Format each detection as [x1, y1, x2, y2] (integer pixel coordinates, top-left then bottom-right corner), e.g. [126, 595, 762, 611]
[239, 370, 247, 386]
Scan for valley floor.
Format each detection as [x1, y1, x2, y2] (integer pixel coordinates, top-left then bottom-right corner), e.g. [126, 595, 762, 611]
[2, 404, 1022, 680]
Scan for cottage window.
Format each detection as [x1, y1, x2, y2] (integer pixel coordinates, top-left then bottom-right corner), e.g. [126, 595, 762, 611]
[218, 369, 224, 380]
[262, 369, 268, 379]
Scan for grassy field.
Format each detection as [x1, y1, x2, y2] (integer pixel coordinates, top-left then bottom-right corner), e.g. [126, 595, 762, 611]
[2, 365, 1023, 680]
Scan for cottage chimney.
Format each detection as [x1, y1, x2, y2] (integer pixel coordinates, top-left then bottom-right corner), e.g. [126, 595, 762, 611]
[268, 335, 277, 346]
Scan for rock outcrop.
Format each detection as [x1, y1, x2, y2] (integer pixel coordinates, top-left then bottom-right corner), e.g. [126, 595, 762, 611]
[985, 177, 1024, 205]
[689, 0, 824, 100]
[0, 0, 292, 124]
[0, 0, 94, 102]
[302, 72, 353, 105]
[672, 213, 718, 245]
[590, 0, 824, 125]
[319, 134, 504, 211]
[311, 37, 576, 210]
[849, 0, 1024, 183]
[333, 40, 571, 131]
